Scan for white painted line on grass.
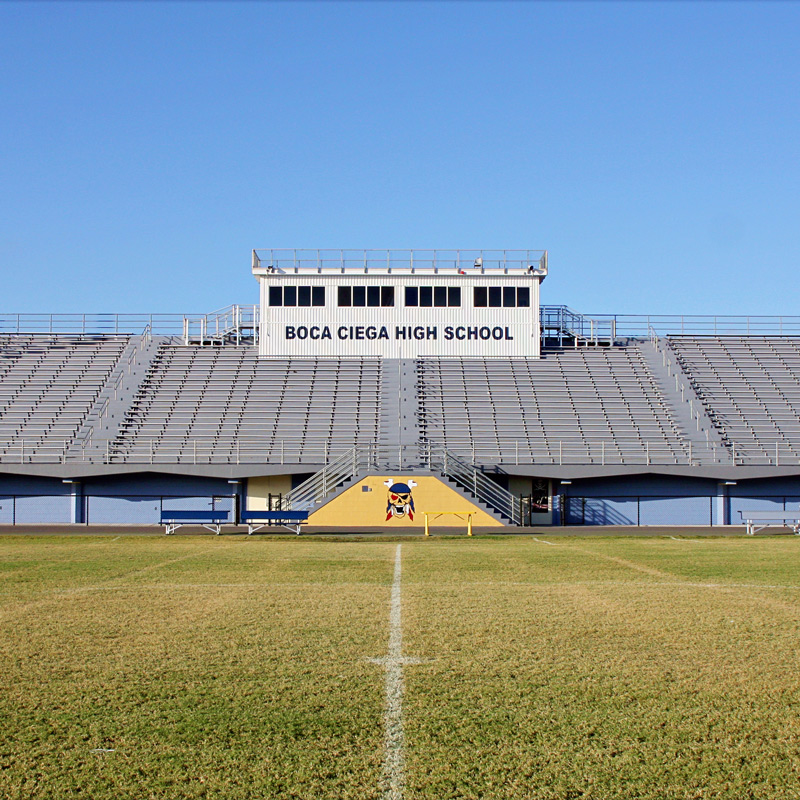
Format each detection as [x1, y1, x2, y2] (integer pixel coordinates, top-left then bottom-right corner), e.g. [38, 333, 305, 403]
[669, 536, 704, 543]
[532, 537, 556, 545]
[369, 544, 421, 800]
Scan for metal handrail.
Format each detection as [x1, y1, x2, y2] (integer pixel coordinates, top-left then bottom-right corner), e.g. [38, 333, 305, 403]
[3, 436, 800, 468]
[426, 446, 521, 524]
[253, 249, 548, 275]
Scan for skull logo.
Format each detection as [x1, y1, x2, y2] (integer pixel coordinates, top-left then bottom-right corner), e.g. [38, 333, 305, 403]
[384, 479, 417, 521]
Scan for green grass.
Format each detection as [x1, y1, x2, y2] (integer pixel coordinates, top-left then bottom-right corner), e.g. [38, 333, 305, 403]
[2, 535, 800, 798]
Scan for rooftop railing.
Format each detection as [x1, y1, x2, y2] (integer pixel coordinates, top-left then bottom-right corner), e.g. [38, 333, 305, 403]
[252, 249, 548, 275]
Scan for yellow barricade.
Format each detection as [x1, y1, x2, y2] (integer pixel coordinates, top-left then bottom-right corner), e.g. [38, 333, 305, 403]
[423, 511, 474, 537]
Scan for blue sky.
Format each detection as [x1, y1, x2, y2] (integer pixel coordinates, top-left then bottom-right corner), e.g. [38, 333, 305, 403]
[2, 1, 799, 315]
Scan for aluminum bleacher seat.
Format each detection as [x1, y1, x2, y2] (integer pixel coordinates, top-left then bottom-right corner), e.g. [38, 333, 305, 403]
[417, 345, 690, 465]
[0, 334, 129, 457]
[668, 336, 800, 462]
[110, 344, 383, 462]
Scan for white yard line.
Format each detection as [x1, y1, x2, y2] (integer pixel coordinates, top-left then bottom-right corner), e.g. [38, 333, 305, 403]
[384, 543, 405, 800]
[369, 544, 420, 800]
[532, 537, 556, 545]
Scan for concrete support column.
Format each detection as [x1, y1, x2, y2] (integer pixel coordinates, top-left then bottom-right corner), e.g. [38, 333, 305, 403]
[716, 482, 735, 526]
[62, 480, 82, 524]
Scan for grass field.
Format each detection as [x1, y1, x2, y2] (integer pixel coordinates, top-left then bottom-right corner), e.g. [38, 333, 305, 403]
[2, 534, 800, 799]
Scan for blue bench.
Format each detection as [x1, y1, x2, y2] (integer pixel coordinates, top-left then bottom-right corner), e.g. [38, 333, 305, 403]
[240, 509, 309, 536]
[162, 509, 230, 536]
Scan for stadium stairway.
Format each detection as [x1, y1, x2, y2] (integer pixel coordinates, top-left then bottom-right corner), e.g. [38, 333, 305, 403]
[639, 338, 726, 464]
[379, 359, 421, 457]
[72, 332, 165, 460]
[283, 445, 516, 525]
[292, 469, 511, 526]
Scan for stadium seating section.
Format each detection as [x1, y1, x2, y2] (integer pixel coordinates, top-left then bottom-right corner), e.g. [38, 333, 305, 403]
[2, 333, 800, 466]
[668, 336, 800, 461]
[417, 347, 687, 463]
[0, 334, 128, 459]
[111, 346, 382, 463]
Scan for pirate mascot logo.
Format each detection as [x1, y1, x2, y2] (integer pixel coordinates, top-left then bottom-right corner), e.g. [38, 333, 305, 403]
[384, 479, 417, 521]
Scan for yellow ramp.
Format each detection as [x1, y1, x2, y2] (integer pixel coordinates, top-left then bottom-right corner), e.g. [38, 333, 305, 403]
[308, 474, 504, 528]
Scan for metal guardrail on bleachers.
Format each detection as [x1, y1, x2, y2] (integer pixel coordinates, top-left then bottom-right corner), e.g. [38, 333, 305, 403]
[2, 436, 800, 467]
[584, 314, 800, 338]
[5, 308, 800, 341]
[0, 306, 258, 343]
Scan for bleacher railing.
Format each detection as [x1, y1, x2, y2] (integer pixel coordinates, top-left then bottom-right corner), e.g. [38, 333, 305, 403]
[0, 314, 187, 336]
[5, 308, 800, 342]
[3, 436, 800, 467]
[583, 314, 800, 338]
[0, 307, 258, 342]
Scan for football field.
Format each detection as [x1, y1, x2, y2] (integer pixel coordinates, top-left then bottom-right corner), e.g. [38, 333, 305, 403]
[1, 534, 799, 799]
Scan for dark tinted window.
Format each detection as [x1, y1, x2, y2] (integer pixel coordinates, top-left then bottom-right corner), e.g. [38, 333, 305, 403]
[405, 287, 418, 306]
[474, 287, 487, 307]
[420, 286, 433, 307]
[283, 286, 297, 307]
[269, 286, 282, 306]
[367, 286, 381, 307]
[503, 287, 515, 308]
[517, 286, 530, 307]
[352, 286, 366, 306]
[434, 286, 447, 307]
[381, 286, 395, 307]
[448, 287, 461, 307]
[298, 286, 311, 307]
[488, 287, 502, 308]
[338, 286, 351, 307]
[312, 286, 325, 306]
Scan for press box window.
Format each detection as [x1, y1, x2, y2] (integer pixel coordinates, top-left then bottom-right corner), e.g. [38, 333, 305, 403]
[269, 286, 325, 307]
[338, 286, 395, 307]
[473, 286, 530, 308]
[405, 286, 461, 307]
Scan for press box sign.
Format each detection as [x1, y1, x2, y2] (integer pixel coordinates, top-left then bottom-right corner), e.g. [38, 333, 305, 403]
[252, 250, 547, 359]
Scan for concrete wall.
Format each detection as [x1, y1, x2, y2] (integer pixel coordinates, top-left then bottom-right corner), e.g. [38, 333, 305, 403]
[308, 475, 502, 528]
[551, 473, 800, 526]
[2, 471, 800, 527]
[0, 473, 238, 525]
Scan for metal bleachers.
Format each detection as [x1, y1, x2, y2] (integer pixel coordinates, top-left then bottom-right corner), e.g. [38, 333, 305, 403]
[109, 345, 383, 463]
[0, 334, 129, 459]
[417, 346, 690, 465]
[668, 336, 800, 463]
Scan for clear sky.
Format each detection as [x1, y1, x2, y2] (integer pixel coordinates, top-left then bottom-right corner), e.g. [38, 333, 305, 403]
[2, 1, 799, 316]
